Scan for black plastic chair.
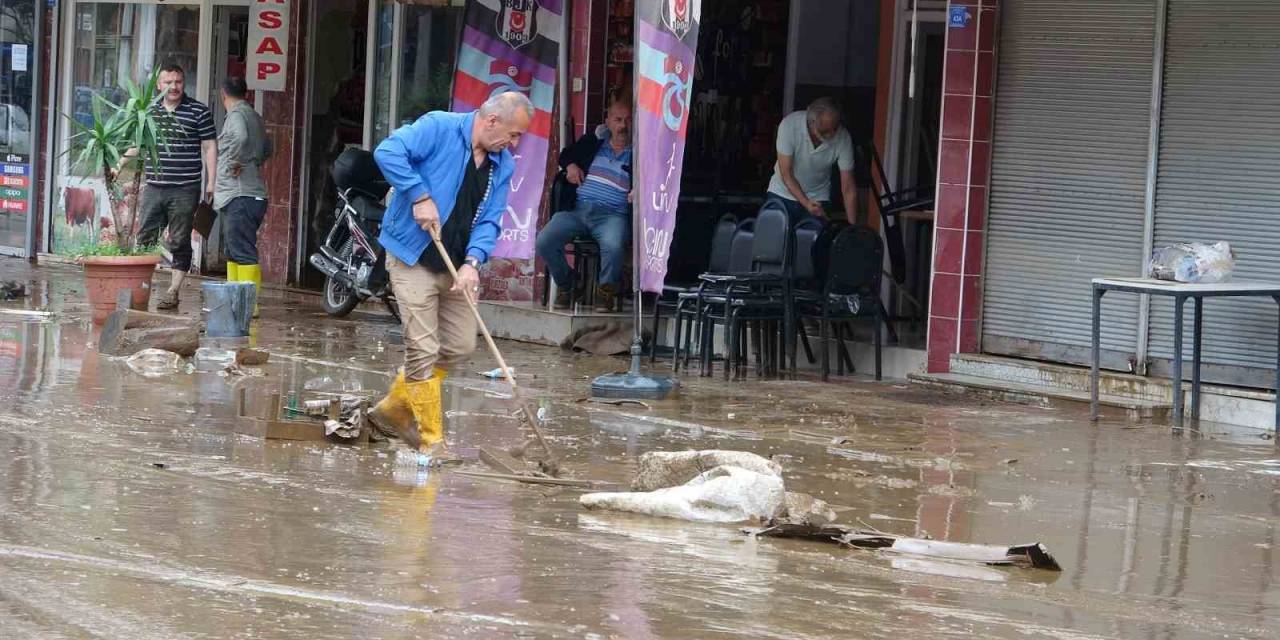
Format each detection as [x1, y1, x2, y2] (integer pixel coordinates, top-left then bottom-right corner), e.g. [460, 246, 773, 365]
[672, 217, 756, 373]
[689, 201, 794, 379]
[789, 217, 826, 368]
[861, 140, 934, 328]
[651, 213, 737, 362]
[799, 225, 887, 381]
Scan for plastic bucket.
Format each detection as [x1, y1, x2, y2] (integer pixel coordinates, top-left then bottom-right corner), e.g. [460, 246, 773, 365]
[203, 281, 256, 338]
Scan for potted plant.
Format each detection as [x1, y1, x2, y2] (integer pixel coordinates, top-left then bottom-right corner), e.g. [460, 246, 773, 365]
[64, 69, 173, 324]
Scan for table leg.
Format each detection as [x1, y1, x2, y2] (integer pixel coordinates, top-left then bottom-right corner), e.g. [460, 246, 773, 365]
[1192, 297, 1203, 422]
[1274, 296, 1280, 435]
[1091, 286, 1104, 421]
[1172, 295, 1185, 428]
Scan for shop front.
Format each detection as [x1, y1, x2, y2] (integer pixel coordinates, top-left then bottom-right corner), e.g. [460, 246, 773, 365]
[0, 0, 41, 257]
[40, 0, 466, 286]
[929, 0, 1280, 391]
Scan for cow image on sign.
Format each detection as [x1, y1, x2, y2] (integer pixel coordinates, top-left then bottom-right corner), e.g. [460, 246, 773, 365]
[247, 0, 291, 92]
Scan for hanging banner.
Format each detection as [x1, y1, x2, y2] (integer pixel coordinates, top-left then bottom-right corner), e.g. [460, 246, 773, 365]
[452, 0, 563, 260]
[247, 0, 291, 92]
[635, 0, 700, 292]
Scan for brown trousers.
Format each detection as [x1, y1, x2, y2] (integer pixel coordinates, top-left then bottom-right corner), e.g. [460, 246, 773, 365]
[386, 254, 477, 381]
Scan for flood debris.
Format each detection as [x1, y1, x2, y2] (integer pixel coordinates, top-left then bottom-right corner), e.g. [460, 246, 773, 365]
[1, 280, 27, 299]
[631, 450, 783, 492]
[124, 349, 185, 378]
[99, 305, 200, 357]
[582, 464, 787, 523]
[743, 521, 1062, 571]
[235, 389, 370, 444]
[235, 348, 270, 366]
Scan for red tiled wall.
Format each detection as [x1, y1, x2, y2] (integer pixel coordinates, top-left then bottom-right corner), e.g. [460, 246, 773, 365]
[927, 0, 998, 373]
[256, 0, 309, 285]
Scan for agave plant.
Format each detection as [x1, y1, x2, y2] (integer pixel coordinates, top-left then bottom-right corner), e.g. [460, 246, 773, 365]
[65, 68, 173, 255]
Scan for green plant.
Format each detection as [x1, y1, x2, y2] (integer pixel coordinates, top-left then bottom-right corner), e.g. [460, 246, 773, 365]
[63, 68, 173, 256]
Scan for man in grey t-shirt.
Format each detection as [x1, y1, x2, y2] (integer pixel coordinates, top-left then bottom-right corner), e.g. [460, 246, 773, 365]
[766, 97, 856, 224]
[214, 76, 272, 316]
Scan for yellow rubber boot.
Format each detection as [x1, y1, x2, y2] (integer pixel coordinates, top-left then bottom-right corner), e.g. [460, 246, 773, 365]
[226, 261, 240, 282]
[370, 372, 415, 440]
[404, 375, 444, 450]
[240, 264, 262, 318]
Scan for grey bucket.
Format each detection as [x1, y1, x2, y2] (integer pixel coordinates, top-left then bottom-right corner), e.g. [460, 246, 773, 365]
[203, 281, 257, 337]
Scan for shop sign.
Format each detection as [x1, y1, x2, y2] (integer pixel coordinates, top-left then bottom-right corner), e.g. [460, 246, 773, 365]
[248, 0, 291, 92]
[0, 154, 28, 213]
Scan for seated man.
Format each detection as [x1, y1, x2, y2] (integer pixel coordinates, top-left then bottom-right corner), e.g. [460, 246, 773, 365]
[535, 93, 632, 312]
[766, 97, 856, 224]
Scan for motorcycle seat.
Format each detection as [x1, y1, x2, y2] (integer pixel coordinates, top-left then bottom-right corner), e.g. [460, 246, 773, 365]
[349, 194, 386, 223]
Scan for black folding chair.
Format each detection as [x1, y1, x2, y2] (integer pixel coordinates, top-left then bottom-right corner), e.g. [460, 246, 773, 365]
[651, 213, 737, 362]
[799, 225, 888, 381]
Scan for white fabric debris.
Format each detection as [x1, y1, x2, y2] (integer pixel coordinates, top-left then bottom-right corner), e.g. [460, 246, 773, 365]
[582, 465, 786, 523]
[631, 450, 783, 492]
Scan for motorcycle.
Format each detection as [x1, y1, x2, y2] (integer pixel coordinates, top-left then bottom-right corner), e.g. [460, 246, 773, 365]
[308, 148, 399, 320]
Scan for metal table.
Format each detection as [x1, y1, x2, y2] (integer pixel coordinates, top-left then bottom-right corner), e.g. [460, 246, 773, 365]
[1090, 278, 1280, 431]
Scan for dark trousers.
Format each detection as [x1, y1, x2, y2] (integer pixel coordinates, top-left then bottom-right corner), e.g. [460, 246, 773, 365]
[766, 193, 829, 227]
[222, 196, 269, 265]
[139, 184, 201, 270]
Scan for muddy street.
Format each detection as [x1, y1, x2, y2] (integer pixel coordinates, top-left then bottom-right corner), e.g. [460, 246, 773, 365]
[0, 262, 1278, 639]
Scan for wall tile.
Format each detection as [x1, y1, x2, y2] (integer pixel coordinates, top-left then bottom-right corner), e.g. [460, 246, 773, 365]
[934, 228, 964, 275]
[941, 94, 973, 140]
[931, 272, 961, 318]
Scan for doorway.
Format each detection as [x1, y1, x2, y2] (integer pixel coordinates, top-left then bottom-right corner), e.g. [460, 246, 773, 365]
[298, 0, 370, 289]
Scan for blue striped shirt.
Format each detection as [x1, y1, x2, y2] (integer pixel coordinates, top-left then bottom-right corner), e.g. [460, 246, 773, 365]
[576, 142, 632, 214]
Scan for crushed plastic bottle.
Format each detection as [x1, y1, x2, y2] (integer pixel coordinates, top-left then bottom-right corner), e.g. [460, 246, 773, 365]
[125, 349, 183, 378]
[390, 448, 434, 487]
[193, 347, 236, 372]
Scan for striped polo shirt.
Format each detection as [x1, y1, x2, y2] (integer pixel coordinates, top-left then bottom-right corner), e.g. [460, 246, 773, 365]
[575, 140, 632, 214]
[147, 95, 216, 187]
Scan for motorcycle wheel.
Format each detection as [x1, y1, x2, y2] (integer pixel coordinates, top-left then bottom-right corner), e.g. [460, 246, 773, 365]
[321, 239, 362, 317]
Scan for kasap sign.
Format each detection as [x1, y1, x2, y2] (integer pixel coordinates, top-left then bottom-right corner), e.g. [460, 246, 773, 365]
[248, 0, 290, 91]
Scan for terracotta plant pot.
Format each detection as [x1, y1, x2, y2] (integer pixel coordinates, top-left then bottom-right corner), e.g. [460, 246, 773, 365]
[82, 255, 163, 324]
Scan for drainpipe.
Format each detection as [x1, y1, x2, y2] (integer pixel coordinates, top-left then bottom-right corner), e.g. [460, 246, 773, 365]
[1135, 0, 1169, 376]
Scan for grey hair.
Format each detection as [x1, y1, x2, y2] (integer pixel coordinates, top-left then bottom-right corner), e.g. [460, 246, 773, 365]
[480, 91, 535, 122]
[806, 97, 841, 125]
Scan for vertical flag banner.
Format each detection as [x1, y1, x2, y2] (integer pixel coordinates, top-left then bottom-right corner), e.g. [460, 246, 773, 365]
[635, 0, 701, 292]
[452, 0, 563, 260]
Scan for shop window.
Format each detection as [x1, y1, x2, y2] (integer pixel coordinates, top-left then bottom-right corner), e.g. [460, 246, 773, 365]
[370, 0, 463, 147]
[69, 2, 200, 176]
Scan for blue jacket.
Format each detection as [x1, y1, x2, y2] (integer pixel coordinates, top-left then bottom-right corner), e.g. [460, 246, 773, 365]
[374, 111, 515, 266]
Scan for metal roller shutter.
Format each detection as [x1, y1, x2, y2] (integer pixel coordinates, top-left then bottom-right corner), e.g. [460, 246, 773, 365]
[982, 0, 1155, 369]
[1147, 0, 1280, 388]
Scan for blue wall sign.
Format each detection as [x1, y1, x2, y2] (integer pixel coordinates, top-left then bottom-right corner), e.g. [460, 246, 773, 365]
[949, 6, 972, 28]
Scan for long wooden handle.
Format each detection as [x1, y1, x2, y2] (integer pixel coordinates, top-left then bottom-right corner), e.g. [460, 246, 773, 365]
[427, 233, 556, 461]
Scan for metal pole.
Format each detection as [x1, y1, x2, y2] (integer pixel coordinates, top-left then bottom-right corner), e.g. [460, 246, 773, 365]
[1135, 0, 1169, 375]
[627, 1, 644, 377]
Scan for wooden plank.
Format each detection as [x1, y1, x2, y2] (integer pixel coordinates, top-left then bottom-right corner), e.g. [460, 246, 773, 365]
[453, 469, 608, 489]
[478, 445, 534, 476]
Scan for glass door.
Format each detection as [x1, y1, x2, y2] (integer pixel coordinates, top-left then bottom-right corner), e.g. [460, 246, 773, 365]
[0, 0, 39, 255]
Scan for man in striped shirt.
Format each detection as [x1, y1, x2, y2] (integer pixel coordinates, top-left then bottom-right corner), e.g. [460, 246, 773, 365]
[136, 63, 218, 310]
[535, 92, 633, 312]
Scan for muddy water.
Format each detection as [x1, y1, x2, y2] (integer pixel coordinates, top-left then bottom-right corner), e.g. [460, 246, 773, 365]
[0, 263, 1278, 639]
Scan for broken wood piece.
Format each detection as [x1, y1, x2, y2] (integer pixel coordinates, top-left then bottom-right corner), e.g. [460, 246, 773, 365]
[99, 305, 201, 357]
[478, 445, 537, 476]
[743, 521, 1062, 571]
[453, 469, 610, 489]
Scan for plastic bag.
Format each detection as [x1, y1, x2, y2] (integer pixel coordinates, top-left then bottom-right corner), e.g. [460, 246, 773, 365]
[1149, 242, 1235, 283]
[125, 349, 183, 378]
[581, 465, 787, 523]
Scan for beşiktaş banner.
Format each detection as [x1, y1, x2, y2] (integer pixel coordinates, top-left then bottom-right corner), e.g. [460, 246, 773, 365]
[635, 0, 700, 292]
[451, 0, 563, 260]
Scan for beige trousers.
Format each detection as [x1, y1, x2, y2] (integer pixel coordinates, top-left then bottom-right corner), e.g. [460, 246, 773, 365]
[386, 253, 478, 381]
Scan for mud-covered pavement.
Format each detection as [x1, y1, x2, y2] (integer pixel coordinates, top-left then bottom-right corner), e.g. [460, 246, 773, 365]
[1, 260, 1278, 639]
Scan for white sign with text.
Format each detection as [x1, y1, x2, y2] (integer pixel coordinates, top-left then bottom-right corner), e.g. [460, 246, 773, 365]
[247, 0, 290, 91]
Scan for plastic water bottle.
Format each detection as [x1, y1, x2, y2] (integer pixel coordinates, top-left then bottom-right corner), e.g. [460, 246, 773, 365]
[391, 449, 434, 487]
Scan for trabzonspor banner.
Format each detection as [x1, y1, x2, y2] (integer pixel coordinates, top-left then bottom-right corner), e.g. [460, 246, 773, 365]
[635, 0, 700, 293]
[452, 0, 563, 259]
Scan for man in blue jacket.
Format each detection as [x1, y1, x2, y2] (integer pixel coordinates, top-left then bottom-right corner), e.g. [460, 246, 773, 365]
[369, 91, 532, 456]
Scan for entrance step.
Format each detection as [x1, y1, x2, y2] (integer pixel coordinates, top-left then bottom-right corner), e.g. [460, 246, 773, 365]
[909, 371, 1172, 421]
[910, 354, 1278, 429]
[478, 300, 633, 346]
